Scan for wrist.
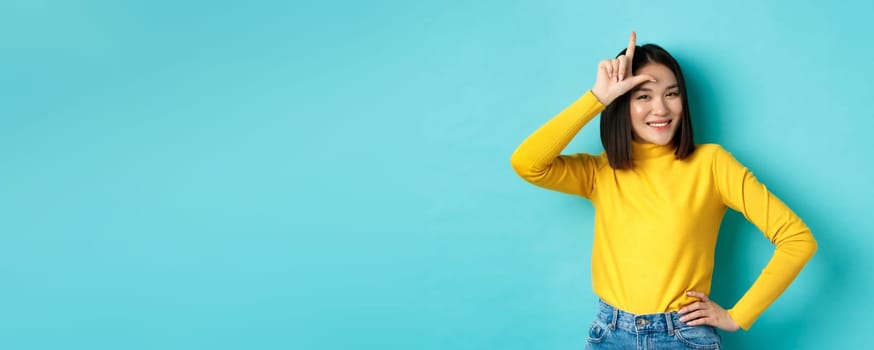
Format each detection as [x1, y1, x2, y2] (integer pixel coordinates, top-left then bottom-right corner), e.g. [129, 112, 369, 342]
[591, 87, 612, 106]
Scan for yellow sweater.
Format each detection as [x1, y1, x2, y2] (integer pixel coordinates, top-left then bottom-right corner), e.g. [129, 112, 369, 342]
[510, 90, 817, 330]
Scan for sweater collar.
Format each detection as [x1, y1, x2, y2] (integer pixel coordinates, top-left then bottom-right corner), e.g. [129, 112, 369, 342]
[631, 141, 676, 160]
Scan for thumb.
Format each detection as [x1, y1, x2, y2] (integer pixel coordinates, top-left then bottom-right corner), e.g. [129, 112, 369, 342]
[627, 74, 656, 87]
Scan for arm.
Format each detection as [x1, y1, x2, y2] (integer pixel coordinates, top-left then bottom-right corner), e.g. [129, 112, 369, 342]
[714, 147, 818, 330]
[509, 91, 604, 197]
[510, 32, 655, 197]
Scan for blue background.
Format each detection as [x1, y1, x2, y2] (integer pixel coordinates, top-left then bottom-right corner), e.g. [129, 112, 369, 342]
[1, 0, 871, 349]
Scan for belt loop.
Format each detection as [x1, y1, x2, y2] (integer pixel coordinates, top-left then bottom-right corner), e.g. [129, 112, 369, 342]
[611, 307, 619, 330]
[664, 312, 675, 336]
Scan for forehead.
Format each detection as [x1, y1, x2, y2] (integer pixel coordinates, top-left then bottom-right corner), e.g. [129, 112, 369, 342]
[634, 63, 678, 88]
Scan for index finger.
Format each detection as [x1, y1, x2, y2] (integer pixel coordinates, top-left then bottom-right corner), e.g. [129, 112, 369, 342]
[686, 291, 709, 302]
[626, 31, 637, 60]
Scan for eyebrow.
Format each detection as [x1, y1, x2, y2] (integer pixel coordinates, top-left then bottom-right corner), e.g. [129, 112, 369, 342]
[632, 83, 679, 92]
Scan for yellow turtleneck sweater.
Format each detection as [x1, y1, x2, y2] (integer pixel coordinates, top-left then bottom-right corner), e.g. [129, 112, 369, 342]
[510, 90, 817, 330]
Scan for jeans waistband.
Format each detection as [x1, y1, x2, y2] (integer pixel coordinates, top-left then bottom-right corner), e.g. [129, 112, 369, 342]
[596, 299, 688, 335]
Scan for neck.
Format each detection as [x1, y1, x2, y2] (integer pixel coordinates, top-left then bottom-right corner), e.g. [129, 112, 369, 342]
[631, 140, 676, 160]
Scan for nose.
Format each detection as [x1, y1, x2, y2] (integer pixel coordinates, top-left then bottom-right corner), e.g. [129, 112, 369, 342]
[651, 97, 669, 116]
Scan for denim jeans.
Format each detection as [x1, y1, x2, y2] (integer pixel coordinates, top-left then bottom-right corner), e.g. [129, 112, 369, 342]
[585, 299, 722, 350]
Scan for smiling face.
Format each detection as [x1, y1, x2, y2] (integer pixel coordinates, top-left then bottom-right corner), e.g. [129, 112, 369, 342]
[629, 63, 683, 145]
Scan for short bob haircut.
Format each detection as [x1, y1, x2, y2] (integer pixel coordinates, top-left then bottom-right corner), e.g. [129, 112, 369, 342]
[600, 44, 695, 169]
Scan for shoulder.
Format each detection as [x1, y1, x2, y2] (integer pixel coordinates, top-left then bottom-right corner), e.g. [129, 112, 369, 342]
[688, 143, 734, 163]
[680, 144, 746, 174]
[567, 152, 612, 170]
[694, 143, 728, 156]
[591, 152, 611, 170]
[693, 144, 750, 174]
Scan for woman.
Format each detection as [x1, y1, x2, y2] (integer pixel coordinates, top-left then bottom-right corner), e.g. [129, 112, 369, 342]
[510, 32, 817, 349]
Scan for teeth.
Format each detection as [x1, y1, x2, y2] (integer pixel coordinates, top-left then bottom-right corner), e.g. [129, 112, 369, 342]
[648, 121, 670, 127]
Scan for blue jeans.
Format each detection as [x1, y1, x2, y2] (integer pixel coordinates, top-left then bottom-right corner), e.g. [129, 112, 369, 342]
[585, 299, 722, 350]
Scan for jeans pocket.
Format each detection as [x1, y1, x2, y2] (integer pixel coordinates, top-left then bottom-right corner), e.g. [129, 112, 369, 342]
[586, 320, 609, 344]
[673, 326, 721, 349]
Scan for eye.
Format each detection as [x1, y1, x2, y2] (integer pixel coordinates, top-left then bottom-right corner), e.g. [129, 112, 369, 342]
[635, 94, 650, 100]
[666, 91, 681, 97]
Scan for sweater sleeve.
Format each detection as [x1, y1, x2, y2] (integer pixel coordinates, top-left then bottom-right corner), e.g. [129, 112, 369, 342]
[711, 146, 818, 330]
[510, 90, 605, 198]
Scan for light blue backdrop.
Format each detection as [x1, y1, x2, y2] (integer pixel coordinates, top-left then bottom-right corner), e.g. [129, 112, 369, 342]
[1, 0, 871, 349]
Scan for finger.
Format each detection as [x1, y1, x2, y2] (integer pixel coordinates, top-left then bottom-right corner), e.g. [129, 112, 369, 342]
[678, 301, 704, 315]
[679, 310, 707, 323]
[685, 317, 712, 327]
[625, 74, 656, 88]
[687, 291, 710, 302]
[599, 60, 610, 79]
[617, 55, 627, 81]
[626, 31, 637, 62]
[611, 59, 620, 82]
[606, 60, 614, 80]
